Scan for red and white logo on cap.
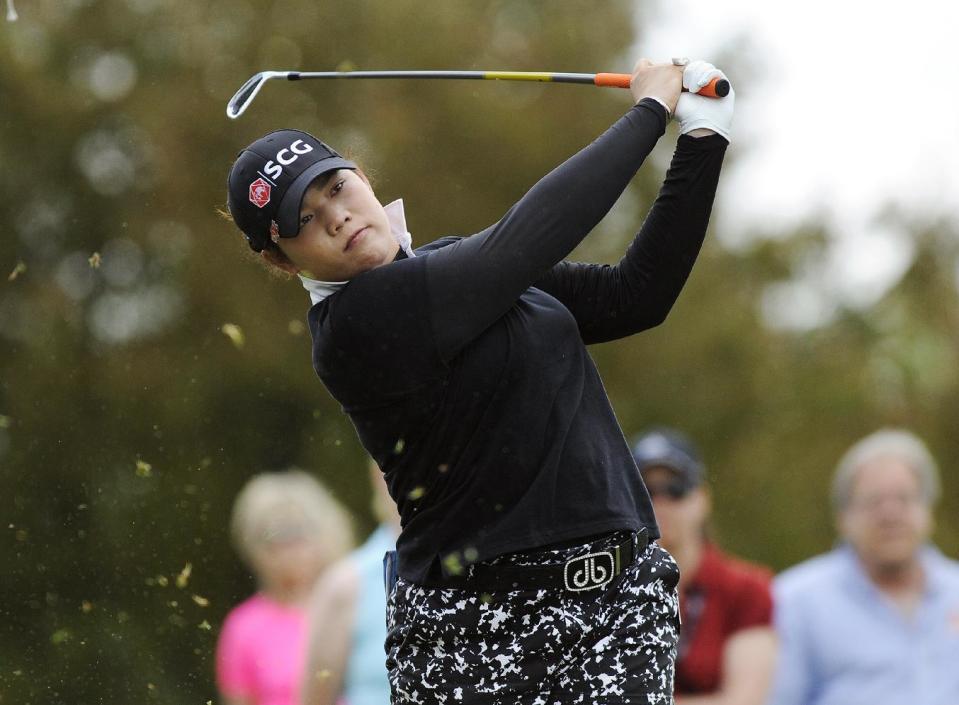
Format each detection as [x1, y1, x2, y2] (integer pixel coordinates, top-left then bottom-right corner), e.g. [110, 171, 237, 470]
[249, 178, 271, 209]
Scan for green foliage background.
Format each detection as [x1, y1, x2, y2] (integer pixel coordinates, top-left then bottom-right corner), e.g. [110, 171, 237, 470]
[1, 1, 957, 703]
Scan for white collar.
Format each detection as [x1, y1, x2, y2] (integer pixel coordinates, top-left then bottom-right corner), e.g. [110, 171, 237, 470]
[298, 198, 415, 306]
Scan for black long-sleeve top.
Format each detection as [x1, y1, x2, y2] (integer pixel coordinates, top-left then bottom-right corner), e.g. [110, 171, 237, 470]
[307, 98, 728, 584]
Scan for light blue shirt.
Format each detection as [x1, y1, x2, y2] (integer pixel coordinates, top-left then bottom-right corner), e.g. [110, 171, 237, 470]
[768, 544, 959, 705]
[342, 525, 397, 705]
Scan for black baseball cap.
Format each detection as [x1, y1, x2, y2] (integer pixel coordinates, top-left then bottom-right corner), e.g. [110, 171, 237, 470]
[227, 129, 356, 252]
[631, 427, 706, 490]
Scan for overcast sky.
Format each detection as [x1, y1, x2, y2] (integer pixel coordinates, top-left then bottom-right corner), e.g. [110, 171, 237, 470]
[638, 1, 959, 325]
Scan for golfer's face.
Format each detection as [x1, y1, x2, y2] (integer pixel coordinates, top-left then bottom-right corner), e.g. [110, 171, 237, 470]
[839, 457, 931, 570]
[280, 169, 397, 280]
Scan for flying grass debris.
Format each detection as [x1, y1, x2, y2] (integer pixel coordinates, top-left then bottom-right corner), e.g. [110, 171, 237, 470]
[221, 323, 245, 348]
[7, 262, 26, 281]
[176, 562, 192, 588]
[88, 252, 101, 268]
[442, 552, 464, 576]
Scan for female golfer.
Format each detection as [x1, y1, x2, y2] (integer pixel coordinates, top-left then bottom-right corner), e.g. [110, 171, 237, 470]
[226, 57, 733, 704]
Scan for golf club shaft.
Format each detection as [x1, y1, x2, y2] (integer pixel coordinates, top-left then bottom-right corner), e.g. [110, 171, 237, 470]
[227, 70, 730, 119]
[287, 70, 728, 97]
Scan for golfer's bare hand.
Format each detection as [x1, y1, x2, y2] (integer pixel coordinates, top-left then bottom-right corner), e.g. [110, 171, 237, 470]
[630, 58, 682, 112]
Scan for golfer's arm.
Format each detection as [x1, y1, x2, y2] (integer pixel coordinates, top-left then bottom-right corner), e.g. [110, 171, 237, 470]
[537, 133, 727, 344]
[676, 627, 777, 705]
[426, 99, 668, 359]
[301, 564, 359, 705]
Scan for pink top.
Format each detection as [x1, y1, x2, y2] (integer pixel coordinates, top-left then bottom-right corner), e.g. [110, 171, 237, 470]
[216, 593, 308, 705]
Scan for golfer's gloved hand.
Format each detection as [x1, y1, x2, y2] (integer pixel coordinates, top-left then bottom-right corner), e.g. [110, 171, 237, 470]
[674, 60, 734, 141]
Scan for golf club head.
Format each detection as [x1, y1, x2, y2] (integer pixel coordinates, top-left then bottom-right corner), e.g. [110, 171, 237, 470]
[226, 71, 287, 119]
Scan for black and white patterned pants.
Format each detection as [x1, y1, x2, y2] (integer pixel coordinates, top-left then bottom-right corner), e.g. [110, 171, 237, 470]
[385, 534, 680, 704]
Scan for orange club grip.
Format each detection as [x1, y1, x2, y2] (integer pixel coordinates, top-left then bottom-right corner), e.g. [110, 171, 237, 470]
[692, 78, 728, 98]
[593, 73, 728, 98]
[594, 72, 632, 88]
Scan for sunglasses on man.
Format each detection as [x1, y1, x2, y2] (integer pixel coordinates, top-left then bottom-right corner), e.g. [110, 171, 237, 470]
[643, 478, 692, 500]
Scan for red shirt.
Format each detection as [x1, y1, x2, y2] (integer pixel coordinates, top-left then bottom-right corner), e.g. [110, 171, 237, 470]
[674, 543, 773, 695]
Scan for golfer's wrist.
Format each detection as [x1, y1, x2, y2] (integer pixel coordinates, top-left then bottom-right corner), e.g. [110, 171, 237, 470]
[645, 96, 672, 120]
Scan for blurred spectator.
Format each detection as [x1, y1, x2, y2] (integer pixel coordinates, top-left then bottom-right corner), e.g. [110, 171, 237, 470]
[302, 459, 401, 705]
[216, 470, 354, 705]
[632, 427, 777, 704]
[769, 429, 959, 705]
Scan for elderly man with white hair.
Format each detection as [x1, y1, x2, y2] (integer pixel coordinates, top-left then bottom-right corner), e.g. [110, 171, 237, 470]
[767, 429, 959, 705]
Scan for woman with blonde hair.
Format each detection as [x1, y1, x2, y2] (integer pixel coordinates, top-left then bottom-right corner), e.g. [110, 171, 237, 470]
[216, 470, 353, 705]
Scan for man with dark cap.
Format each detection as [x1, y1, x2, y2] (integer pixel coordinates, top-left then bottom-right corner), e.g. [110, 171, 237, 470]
[632, 428, 777, 705]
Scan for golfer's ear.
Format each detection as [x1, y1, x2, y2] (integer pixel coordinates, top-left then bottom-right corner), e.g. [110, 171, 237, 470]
[261, 247, 299, 274]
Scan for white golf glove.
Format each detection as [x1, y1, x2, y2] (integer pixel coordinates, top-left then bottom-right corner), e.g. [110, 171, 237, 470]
[674, 60, 735, 141]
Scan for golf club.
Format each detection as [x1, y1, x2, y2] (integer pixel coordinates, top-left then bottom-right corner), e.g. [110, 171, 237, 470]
[226, 70, 731, 120]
